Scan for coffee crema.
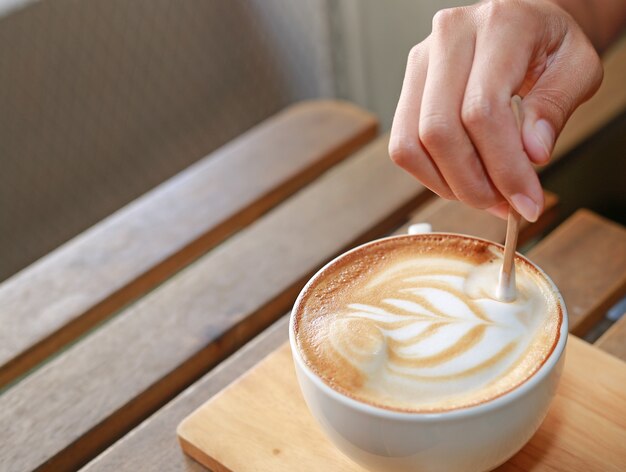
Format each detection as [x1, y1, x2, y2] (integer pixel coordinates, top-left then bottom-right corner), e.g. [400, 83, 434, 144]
[293, 234, 562, 413]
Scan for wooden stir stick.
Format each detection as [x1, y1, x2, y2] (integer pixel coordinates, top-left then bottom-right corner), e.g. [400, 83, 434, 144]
[496, 96, 524, 302]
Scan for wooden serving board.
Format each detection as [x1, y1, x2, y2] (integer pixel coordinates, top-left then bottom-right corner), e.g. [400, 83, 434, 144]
[177, 336, 626, 472]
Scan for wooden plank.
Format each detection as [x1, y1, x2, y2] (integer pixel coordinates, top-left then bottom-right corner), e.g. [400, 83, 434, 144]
[527, 210, 626, 336]
[0, 100, 377, 388]
[84, 316, 290, 472]
[595, 314, 626, 361]
[552, 35, 626, 162]
[396, 191, 558, 244]
[0, 134, 429, 472]
[174, 337, 626, 472]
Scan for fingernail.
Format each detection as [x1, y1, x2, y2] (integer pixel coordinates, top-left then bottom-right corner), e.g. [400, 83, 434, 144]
[511, 193, 540, 222]
[533, 119, 555, 161]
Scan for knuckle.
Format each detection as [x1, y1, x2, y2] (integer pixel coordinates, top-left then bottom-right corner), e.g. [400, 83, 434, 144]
[432, 8, 461, 32]
[480, 0, 515, 23]
[388, 138, 420, 168]
[461, 94, 494, 129]
[419, 115, 456, 150]
[477, 1, 539, 40]
[388, 138, 457, 202]
[407, 43, 425, 64]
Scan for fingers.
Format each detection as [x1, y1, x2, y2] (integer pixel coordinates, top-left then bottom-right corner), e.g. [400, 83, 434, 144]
[419, 8, 503, 209]
[389, 40, 455, 200]
[390, 1, 602, 223]
[462, 7, 544, 222]
[521, 29, 603, 165]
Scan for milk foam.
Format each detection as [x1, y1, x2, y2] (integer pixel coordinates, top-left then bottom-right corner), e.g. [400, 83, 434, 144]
[294, 236, 561, 412]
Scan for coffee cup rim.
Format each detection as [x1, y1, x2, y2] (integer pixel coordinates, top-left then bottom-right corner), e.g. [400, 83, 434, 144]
[289, 232, 568, 420]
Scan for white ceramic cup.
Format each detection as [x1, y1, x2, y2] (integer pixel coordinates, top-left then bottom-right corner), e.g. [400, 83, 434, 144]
[289, 232, 568, 472]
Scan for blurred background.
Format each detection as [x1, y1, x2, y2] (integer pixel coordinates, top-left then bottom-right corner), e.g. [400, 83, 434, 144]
[0, 0, 624, 282]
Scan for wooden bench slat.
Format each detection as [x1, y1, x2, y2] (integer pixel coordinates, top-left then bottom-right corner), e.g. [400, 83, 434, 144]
[0, 134, 430, 472]
[527, 209, 626, 336]
[398, 191, 558, 244]
[595, 313, 626, 361]
[84, 316, 290, 472]
[0, 100, 377, 388]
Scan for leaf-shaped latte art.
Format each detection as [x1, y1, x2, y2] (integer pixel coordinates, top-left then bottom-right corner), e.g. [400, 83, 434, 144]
[341, 272, 524, 381]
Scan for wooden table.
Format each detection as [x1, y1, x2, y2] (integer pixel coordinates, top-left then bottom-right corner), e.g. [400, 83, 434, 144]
[1, 41, 626, 472]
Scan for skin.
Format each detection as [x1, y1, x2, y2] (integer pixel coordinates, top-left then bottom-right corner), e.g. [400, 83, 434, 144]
[389, 0, 626, 221]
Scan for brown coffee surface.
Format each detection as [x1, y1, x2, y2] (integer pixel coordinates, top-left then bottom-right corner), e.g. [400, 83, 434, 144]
[293, 234, 562, 413]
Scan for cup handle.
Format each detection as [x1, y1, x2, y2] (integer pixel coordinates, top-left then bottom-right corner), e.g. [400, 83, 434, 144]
[407, 223, 432, 235]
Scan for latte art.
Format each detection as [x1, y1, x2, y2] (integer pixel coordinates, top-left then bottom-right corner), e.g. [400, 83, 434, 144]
[293, 235, 562, 412]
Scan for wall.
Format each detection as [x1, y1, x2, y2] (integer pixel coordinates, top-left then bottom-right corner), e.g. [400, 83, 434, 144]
[330, 0, 471, 130]
[0, 0, 333, 281]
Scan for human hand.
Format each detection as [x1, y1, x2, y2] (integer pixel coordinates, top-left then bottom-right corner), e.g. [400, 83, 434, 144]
[389, 0, 603, 221]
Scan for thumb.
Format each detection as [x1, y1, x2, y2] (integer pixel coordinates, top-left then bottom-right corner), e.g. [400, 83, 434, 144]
[521, 34, 603, 165]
